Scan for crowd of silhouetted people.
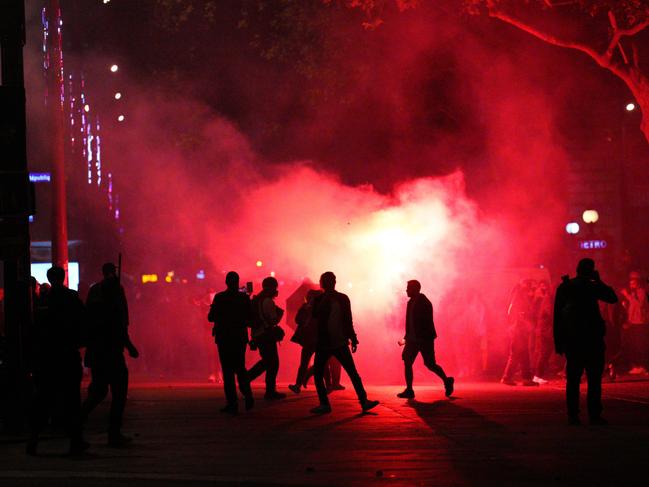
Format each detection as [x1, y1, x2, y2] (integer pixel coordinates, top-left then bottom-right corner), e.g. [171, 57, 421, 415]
[17, 255, 648, 455]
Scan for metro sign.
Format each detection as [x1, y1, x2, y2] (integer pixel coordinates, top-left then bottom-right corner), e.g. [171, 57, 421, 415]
[579, 240, 608, 250]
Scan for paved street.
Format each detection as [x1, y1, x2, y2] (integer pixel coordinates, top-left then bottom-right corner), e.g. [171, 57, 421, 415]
[2, 379, 649, 486]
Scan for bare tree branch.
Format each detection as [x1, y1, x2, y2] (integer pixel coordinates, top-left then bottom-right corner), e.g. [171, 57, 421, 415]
[618, 42, 630, 65]
[607, 10, 649, 61]
[486, 6, 610, 68]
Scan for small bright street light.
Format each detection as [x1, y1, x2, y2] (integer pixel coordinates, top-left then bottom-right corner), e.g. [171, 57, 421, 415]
[566, 222, 580, 235]
[110, 64, 119, 73]
[114, 92, 122, 100]
[626, 102, 636, 112]
[83, 104, 90, 112]
[117, 114, 125, 122]
[582, 209, 599, 224]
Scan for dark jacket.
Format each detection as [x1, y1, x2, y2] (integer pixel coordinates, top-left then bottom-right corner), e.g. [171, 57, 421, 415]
[291, 302, 318, 348]
[34, 284, 85, 368]
[312, 290, 358, 349]
[405, 293, 437, 344]
[553, 275, 618, 353]
[85, 277, 130, 365]
[208, 289, 251, 344]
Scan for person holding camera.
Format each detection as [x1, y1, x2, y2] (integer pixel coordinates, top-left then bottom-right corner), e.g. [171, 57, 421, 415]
[208, 271, 254, 414]
[247, 276, 286, 400]
[553, 258, 618, 425]
[309, 272, 379, 414]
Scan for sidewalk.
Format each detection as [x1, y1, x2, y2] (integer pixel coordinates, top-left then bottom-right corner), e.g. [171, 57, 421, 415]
[2, 381, 649, 485]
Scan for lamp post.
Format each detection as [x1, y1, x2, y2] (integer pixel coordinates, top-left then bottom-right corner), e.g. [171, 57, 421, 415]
[46, 0, 69, 279]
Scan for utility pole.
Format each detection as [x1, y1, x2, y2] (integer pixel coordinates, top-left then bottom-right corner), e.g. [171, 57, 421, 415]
[46, 0, 69, 278]
[0, 0, 32, 432]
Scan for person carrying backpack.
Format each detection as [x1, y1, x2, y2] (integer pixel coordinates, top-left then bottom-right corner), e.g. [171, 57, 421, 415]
[247, 277, 286, 399]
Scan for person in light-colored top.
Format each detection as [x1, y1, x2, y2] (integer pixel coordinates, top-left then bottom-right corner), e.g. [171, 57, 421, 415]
[620, 271, 649, 375]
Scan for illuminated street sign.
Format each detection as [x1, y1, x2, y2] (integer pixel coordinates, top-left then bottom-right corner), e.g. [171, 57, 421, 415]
[29, 172, 51, 183]
[579, 240, 607, 250]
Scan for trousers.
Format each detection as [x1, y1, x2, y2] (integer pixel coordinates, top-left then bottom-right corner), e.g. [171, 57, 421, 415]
[314, 346, 366, 406]
[82, 355, 128, 434]
[217, 340, 252, 405]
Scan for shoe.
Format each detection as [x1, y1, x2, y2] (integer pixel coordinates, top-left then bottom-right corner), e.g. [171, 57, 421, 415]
[288, 384, 301, 394]
[361, 399, 380, 412]
[264, 391, 287, 400]
[607, 364, 617, 382]
[590, 416, 608, 426]
[220, 404, 239, 415]
[568, 416, 581, 426]
[25, 439, 37, 456]
[500, 378, 516, 386]
[108, 433, 133, 448]
[444, 377, 455, 397]
[397, 388, 415, 399]
[533, 376, 548, 385]
[245, 396, 254, 411]
[330, 384, 345, 391]
[69, 439, 91, 455]
[522, 380, 539, 387]
[310, 404, 332, 414]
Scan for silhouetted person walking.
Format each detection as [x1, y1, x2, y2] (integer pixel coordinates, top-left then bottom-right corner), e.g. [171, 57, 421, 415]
[397, 280, 454, 399]
[82, 263, 139, 447]
[310, 272, 379, 414]
[248, 277, 286, 399]
[208, 271, 254, 414]
[554, 258, 618, 425]
[289, 289, 321, 394]
[27, 266, 88, 455]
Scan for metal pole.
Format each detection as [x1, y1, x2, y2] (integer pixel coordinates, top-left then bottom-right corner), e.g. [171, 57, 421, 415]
[47, 0, 69, 279]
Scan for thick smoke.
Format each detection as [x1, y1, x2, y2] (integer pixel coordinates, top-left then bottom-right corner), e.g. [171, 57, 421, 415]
[26, 1, 603, 382]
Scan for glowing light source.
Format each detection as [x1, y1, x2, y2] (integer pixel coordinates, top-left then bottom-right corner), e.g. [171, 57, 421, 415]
[114, 92, 122, 100]
[565, 222, 580, 235]
[84, 104, 89, 112]
[141, 274, 158, 284]
[110, 64, 118, 73]
[196, 270, 206, 280]
[582, 209, 599, 224]
[103, 0, 111, 4]
[117, 114, 125, 122]
[270, 271, 275, 277]
[256, 260, 263, 267]
[579, 239, 608, 250]
[626, 102, 636, 112]
[165, 271, 175, 283]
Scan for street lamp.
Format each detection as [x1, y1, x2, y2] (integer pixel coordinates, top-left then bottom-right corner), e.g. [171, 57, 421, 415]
[582, 210, 599, 224]
[110, 64, 119, 73]
[626, 102, 636, 112]
[566, 222, 580, 234]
